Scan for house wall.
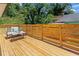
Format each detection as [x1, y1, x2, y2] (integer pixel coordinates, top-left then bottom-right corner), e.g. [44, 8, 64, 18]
[0, 3, 7, 17]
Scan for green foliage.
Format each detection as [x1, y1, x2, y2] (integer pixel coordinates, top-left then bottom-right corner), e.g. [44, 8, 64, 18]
[23, 3, 56, 24]
[3, 3, 73, 24]
[44, 14, 57, 23]
[0, 17, 25, 24]
[49, 3, 72, 16]
[64, 8, 75, 14]
[4, 4, 21, 17]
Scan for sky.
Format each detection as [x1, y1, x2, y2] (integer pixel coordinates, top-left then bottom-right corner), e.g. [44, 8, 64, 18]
[71, 3, 79, 13]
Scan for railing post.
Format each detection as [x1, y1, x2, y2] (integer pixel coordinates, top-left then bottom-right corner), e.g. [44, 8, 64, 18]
[59, 24, 63, 47]
[42, 24, 43, 41]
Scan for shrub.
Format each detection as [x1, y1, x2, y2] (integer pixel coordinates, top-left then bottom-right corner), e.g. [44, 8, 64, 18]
[0, 17, 25, 24]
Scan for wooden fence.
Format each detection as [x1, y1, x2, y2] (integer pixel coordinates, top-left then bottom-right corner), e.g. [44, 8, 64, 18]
[25, 24, 79, 54]
[0, 24, 79, 54]
[0, 24, 27, 32]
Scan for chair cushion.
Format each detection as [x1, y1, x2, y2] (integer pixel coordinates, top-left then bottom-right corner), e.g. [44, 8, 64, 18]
[11, 27, 20, 33]
[7, 32, 12, 35]
[7, 32, 18, 35]
[20, 31, 26, 34]
[7, 27, 26, 36]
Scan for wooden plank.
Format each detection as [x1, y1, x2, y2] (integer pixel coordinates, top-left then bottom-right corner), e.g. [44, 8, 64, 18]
[0, 25, 78, 56]
[25, 24, 79, 53]
[24, 36, 76, 56]
[17, 40, 45, 56]
[63, 42, 79, 52]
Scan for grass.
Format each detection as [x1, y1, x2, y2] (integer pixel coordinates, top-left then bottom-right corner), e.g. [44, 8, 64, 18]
[0, 17, 79, 24]
[0, 17, 25, 24]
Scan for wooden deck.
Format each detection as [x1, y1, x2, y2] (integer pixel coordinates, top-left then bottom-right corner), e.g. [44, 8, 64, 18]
[0, 28, 77, 56]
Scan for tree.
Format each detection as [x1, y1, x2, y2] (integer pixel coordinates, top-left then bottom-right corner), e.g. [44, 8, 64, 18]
[4, 3, 21, 17]
[3, 3, 73, 24]
[22, 3, 56, 24]
[64, 8, 75, 14]
[49, 3, 72, 16]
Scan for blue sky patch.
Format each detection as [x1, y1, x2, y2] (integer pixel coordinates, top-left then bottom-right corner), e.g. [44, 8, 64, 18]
[71, 3, 79, 13]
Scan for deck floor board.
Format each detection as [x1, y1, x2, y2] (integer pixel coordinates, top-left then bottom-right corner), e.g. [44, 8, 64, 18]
[0, 28, 77, 56]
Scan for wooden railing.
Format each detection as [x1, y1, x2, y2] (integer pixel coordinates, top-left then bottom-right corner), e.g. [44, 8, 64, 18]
[0, 24, 27, 32]
[0, 24, 79, 54]
[25, 24, 79, 54]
